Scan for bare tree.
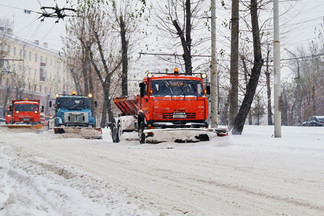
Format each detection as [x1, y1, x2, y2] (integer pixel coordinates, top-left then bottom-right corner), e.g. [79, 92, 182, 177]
[79, 3, 122, 127]
[232, 0, 264, 134]
[0, 18, 14, 117]
[264, 44, 273, 125]
[154, 0, 208, 74]
[110, 0, 146, 96]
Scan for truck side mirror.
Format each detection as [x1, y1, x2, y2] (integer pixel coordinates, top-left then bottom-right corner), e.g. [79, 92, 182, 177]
[206, 86, 210, 95]
[49, 101, 52, 107]
[41, 106, 44, 113]
[94, 101, 98, 108]
[139, 82, 145, 97]
[9, 106, 12, 111]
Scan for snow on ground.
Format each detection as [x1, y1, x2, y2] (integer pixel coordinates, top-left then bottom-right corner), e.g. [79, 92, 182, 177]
[0, 125, 324, 216]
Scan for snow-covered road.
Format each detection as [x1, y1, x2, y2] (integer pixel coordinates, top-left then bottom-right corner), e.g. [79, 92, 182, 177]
[1, 126, 324, 216]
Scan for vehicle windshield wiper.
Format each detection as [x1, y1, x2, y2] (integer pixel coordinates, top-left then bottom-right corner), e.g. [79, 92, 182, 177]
[179, 85, 186, 98]
[165, 81, 173, 99]
[188, 81, 198, 99]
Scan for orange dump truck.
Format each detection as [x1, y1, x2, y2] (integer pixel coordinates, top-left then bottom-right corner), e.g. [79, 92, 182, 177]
[4, 99, 43, 130]
[110, 68, 228, 143]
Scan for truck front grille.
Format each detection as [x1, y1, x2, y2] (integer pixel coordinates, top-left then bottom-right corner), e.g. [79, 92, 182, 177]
[64, 112, 88, 124]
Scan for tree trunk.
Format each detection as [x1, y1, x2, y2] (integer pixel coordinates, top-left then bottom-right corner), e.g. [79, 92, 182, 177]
[101, 89, 108, 128]
[241, 56, 253, 125]
[185, 0, 192, 75]
[265, 46, 273, 125]
[232, 0, 264, 135]
[82, 47, 89, 95]
[172, 0, 193, 76]
[88, 57, 96, 119]
[2, 77, 11, 118]
[70, 68, 82, 94]
[229, 0, 239, 128]
[120, 15, 128, 96]
[281, 88, 288, 126]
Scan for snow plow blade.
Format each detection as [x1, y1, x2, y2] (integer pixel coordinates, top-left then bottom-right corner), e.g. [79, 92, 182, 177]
[54, 127, 103, 139]
[142, 128, 228, 143]
[1, 123, 43, 131]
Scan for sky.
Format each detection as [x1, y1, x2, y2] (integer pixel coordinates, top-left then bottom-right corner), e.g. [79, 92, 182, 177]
[0, 0, 323, 55]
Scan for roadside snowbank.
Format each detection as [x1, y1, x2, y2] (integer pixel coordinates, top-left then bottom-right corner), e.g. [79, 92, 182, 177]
[0, 125, 323, 215]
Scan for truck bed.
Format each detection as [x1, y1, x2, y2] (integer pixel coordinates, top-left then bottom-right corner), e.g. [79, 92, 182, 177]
[113, 96, 140, 116]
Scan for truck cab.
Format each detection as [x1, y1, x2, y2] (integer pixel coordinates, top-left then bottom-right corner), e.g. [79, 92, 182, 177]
[138, 69, 209, 129]
[10, 99, 42, 124]
[53, 93, 96, 127]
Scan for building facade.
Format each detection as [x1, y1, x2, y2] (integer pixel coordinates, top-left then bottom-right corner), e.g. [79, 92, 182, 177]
[0, 31, 74, 117]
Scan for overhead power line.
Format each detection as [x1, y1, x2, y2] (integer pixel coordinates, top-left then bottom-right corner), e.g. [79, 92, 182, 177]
[138, 52, 231, 62]
[281, 53, 324, 61]
[138, 52, 323, 62]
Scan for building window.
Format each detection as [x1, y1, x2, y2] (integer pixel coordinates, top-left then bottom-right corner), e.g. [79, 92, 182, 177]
[14, 47, 16, 56]
[50, 58, 52, 66]
[7, 45, 10, 53]
[40, 56, 43, 63]
[40, 85, 42, 92]
[34, 84, 36, 91]
[19, 49, 22, 57]
[29, 52, 32, 61]
[35, 54, 37, 62]
[23, 50, 26, 59]
[45, 57, 47, 64]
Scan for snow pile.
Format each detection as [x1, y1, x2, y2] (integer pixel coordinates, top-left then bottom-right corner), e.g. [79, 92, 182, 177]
[0, 125, 324, 215]
[0, 138, 158, 216]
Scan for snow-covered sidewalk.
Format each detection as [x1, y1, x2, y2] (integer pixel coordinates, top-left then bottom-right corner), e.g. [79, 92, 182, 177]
[0, 125, 323, 215]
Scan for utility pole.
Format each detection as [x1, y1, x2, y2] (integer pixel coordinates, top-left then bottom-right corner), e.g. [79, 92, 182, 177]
[273, 0, 281, 137]
[210, 0, 218, 128]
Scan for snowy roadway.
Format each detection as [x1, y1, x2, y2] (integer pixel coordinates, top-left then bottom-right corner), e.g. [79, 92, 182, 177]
[0, 126, 324, 216]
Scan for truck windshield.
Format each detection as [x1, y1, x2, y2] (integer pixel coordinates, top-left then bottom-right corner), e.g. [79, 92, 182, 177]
[56, 98, 90, 110]
[150, 80, 204, 97]
[15, 104, 39, 111]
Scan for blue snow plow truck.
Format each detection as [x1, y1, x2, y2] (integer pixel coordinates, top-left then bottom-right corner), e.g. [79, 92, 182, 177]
[49, 92, 102, 139]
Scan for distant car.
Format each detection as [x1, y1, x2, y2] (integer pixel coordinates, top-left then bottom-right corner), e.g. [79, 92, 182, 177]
[301, 116, 324, 126]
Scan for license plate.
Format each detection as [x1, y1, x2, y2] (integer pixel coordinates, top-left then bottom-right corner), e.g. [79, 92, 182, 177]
[173, 112, 186, 119]
[24, 117, 30, 121]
